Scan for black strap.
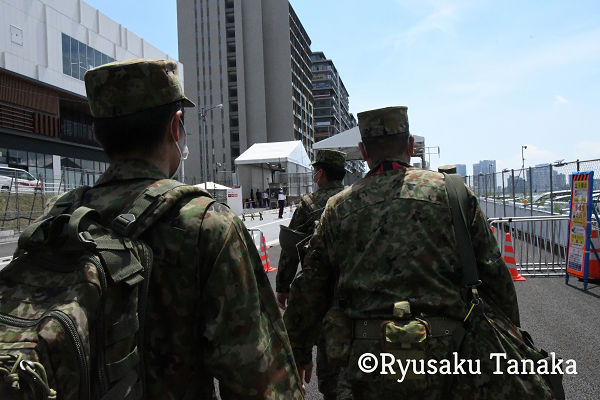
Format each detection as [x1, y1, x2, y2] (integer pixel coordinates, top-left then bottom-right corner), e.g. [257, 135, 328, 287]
[100, 370, 140, 400]
[444, 173, 480, 287]
[107, 316, 140, 346]
[106, 347, 140, 383]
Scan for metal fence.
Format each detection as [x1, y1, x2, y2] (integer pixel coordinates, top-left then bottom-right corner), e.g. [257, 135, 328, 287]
[489, 216, 570, 277]
[465, 158, 600, 219]
[272, 172, 313, 197]
[0, 166, 104, 233]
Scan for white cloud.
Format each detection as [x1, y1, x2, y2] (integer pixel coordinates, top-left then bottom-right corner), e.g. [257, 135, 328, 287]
[393, 0, 462, 47]
[554, 95, 569, 104]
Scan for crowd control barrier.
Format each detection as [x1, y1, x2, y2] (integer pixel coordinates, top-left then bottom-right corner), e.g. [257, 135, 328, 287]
[488, 216, 570, 277]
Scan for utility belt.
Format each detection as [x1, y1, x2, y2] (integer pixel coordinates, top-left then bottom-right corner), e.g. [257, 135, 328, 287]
[352, 317, 463, 340]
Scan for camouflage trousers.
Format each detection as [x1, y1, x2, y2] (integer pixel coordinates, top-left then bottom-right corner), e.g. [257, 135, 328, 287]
[317, 336, 352, 400]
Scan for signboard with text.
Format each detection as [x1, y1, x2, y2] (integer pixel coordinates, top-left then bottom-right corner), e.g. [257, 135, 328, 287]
[565, 171, 599, 291]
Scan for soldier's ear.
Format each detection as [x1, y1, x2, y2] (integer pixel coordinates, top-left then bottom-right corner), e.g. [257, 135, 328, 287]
[169, 110, 183, 142]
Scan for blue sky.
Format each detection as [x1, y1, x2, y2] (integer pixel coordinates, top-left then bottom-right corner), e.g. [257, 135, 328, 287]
[84, 0, 600, 174]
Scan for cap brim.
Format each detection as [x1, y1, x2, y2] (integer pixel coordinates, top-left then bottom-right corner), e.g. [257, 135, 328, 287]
[181, 96, 196, 108]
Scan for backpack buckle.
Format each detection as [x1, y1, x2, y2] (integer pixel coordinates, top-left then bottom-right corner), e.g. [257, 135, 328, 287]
[112, 213, 136, 235]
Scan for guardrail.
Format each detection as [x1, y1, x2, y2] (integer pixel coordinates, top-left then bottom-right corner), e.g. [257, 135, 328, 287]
[489, 216, 570, 277]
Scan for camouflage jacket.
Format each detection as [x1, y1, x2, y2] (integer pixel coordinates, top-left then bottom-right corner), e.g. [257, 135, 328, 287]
[276, 181, 345, 293]
[284, 162, 519, 367]
[40, 160, 303, 400]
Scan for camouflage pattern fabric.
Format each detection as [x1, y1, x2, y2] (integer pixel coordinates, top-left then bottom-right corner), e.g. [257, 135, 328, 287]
[276, 180, 345, 293]
[312, 149, 347, 169]
[284, 163, 525, 399]
[46, 159, 303, 400]
[84, 59, 195, 118]
[357, 106, 409, 139]
[276, 180, 345, 399]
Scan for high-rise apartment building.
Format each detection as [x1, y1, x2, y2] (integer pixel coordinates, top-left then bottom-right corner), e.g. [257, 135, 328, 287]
[311, 51, 354, 142]
[177, 0, 314, 185]
[473, 160, 497, 190]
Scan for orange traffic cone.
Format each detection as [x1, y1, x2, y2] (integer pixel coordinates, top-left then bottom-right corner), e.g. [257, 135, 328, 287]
[260, 233, 277, 273]
[504, 233, 526, 281]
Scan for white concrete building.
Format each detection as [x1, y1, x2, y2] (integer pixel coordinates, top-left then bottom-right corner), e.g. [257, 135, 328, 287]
[0, 0, 183, 189]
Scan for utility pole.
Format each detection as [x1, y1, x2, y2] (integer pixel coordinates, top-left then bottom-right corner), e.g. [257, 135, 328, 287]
[200, 104, 223, 190]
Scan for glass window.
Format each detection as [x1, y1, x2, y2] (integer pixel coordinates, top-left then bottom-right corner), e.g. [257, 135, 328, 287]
[62, 34, 70, 75]
[18, 171, 34, 181]
[82, 159, 93, 171]
[86, 44, 93, 72]
[27, 152, 36, 167]
[70, 37, 79, 79]
[0, 148, 6, 164]
[36, 153, 45, 168]
[79, 42, 87, 79]
[94, 49, 101, 68]
[102, 53, 109, 65]
[8, 150, 27, 167]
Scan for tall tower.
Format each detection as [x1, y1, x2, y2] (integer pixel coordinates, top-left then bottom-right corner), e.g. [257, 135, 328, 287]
[177, 0, 314, 185]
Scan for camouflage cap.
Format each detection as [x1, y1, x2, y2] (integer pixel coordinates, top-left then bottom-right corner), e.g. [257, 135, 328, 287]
[357, 106, 409, 140]
[438, 165, 457, 174]
[84, 58, 195, 118]
[312, 149, 347, 169]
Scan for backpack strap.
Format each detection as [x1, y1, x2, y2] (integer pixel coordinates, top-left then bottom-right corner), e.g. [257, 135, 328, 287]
[111, 179, 212, 239]
[302, 193, 318, 212]
[444, 173, 480, 288]
[48, 186, 91, 216]
[16, 186, 91, 251]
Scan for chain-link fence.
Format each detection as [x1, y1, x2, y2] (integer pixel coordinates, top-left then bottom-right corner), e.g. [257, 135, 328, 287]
[464, 158, 600, 219]
[1, 167, 105, 233]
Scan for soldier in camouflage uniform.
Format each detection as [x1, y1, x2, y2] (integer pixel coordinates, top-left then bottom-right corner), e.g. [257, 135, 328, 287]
[284, 107, 535, 399]
[67, 59, 302, 399]
[276, 149, 347, 400]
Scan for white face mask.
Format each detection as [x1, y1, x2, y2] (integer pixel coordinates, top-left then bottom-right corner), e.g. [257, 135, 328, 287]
[170, 115, 189, 179]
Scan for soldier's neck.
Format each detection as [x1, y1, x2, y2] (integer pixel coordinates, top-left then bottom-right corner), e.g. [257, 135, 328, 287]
[110, 151, 170, 177]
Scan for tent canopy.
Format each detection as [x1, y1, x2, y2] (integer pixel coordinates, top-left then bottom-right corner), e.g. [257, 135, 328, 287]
[234, 141, 311, 168]
[313, 126, 362, 160]
[313, 126, 425, 161]
[194, 181, 230, 190]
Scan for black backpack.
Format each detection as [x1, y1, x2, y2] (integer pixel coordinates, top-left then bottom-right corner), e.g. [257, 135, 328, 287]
[0, 180, 212, 400]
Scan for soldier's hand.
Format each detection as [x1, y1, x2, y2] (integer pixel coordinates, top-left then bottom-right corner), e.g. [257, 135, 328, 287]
[298, 362, 313, 387]
[276, 292, 289, 310]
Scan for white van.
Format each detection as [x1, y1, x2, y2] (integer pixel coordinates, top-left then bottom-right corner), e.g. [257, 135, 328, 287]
[0, 167, 42, 192]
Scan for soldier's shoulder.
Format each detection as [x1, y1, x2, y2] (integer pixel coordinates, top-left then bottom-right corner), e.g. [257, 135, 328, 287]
[405, 168, 446, 187]
[175, 196, 240, 237]
[323, 185, 353, 208]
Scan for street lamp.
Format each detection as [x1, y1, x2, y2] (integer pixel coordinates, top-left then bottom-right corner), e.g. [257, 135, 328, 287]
[200, 103, 223, 190]
[521, 145, 527, 199]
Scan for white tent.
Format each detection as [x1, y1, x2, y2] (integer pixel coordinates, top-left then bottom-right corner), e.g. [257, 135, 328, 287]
[313, 126, 425, 164]
[234, 141, 312, 199]
[194, 182, 230, 190]
[235, 141, 311, 169]
[313, 126, 362, 160]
